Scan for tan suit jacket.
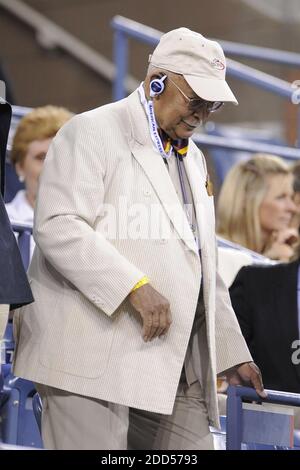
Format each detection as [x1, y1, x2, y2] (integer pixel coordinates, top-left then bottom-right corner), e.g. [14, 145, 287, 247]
[13, 90, 251, 426]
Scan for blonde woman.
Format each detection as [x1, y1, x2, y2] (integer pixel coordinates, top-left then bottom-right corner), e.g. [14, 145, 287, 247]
[217, 154, 298, 261]
[6, 105, 73, 225]
[6, 105, 72, 259]
[290, 160, 300, 233]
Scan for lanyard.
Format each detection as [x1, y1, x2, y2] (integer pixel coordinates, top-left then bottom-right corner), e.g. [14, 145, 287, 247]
[138, 83, 198, 244]
[138, 83, 172, 160]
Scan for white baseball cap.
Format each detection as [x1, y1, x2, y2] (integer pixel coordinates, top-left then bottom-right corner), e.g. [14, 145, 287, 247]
[149, 28, 238, 105]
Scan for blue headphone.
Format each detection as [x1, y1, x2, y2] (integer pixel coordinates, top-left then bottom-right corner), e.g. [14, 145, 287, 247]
[149, 75, 167, 98]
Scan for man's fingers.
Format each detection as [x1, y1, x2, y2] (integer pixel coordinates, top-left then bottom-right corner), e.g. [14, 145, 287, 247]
[148, 310, 160, 341]
[149, 307, 169, 340]
[142, 310, 162, 341]
[142, 307, 172, 341]
[142, 312, 153, 341]
[251, 377, 267, 398]
[165, 307, 172, 332]
[238, 363, 268, 398]
[158, 307, 172, 337]
[248, 363, 268, 398]
[157, 307, 172, 337]
[129, 285, 171, 342]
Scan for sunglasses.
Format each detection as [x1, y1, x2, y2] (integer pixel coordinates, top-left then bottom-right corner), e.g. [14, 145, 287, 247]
[167, 76, 224, 113]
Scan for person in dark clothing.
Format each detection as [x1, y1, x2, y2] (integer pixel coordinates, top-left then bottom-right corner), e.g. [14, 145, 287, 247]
[230, 260, 300, 394]
[0, 99, 33, 332]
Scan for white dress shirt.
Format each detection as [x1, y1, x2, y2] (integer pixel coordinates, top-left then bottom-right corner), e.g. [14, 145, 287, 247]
[5, 190, 33, 224]
[5, 190, 35, 260]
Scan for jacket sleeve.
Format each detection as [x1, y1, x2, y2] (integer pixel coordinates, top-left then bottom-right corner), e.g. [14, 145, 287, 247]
[34, 114, 145, 317]
[215, 270, 252, 374]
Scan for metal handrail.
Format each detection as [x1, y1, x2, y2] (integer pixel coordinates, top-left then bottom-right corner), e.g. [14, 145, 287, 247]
[111, 15, 297, 102]
[193, 133, 300, 160]
[111, 15, 300, 147]
[231, 385, 300, 406]
[211, 39, 300, 67]
[217, 236, 275, 264]
[112, 15, 300, 67]
[0, 0, 138, 93]
[11, 105, 32, 119]
[226, 385, 300, 450]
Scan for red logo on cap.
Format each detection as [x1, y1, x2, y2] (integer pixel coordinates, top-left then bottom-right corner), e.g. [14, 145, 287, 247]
[211, 58, 225, 70]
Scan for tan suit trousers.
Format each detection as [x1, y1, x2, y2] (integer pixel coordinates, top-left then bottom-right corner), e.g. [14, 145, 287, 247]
[35, 378, 213, 450]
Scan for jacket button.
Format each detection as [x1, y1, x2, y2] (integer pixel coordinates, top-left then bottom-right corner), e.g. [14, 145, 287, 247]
[143, 188, 151, 197]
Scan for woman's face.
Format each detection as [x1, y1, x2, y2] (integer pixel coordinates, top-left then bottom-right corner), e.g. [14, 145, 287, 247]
[259, 173, 297, 234]
[16, 137, 52, 203]
[290, 191, 300, 230]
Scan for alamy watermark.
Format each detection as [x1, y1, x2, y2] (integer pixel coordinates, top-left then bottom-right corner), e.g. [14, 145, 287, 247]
[95, 197, 197, 243]
[291, 339, 300, 365]
[0, 80, 6, 101]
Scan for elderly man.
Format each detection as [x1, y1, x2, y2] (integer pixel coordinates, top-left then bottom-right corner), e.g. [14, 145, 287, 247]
[13, 28, 265, 450]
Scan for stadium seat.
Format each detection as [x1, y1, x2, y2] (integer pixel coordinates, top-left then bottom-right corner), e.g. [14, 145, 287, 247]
[0, 375, 43, 448]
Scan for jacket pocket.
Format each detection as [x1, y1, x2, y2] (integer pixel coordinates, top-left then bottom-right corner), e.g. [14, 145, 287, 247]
[39, 288, 116, 378]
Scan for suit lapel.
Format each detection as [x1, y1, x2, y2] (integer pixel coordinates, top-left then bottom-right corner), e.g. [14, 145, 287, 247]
[126, 91, 198, 255]
[183, 145, 211, 251]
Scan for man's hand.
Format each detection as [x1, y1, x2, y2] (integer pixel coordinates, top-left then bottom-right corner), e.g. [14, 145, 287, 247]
[223, 362, 267, 398]
[128, 284, 172, 342]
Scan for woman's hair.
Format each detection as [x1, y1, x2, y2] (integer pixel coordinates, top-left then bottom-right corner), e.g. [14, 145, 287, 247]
[290, 160, 300, 261]
[291, 160, 300, 193]
[217, 154, 290, 253]
[11, 105, 73, 167]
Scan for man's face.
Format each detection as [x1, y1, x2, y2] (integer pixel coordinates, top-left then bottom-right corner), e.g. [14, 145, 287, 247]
[152, 73, 211, 140]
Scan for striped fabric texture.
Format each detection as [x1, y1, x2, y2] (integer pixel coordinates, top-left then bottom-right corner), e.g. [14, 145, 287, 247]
[13, 91, 251, 426]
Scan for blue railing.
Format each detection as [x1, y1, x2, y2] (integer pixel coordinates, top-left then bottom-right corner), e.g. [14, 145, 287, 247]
[11, 105, 32, 120]
[111, 16, 300, 101]
[112, 15, 300, 68]
[226, 386, 300, 450]
[193, 133, 300, 161]
[210, 39, 300, 68]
